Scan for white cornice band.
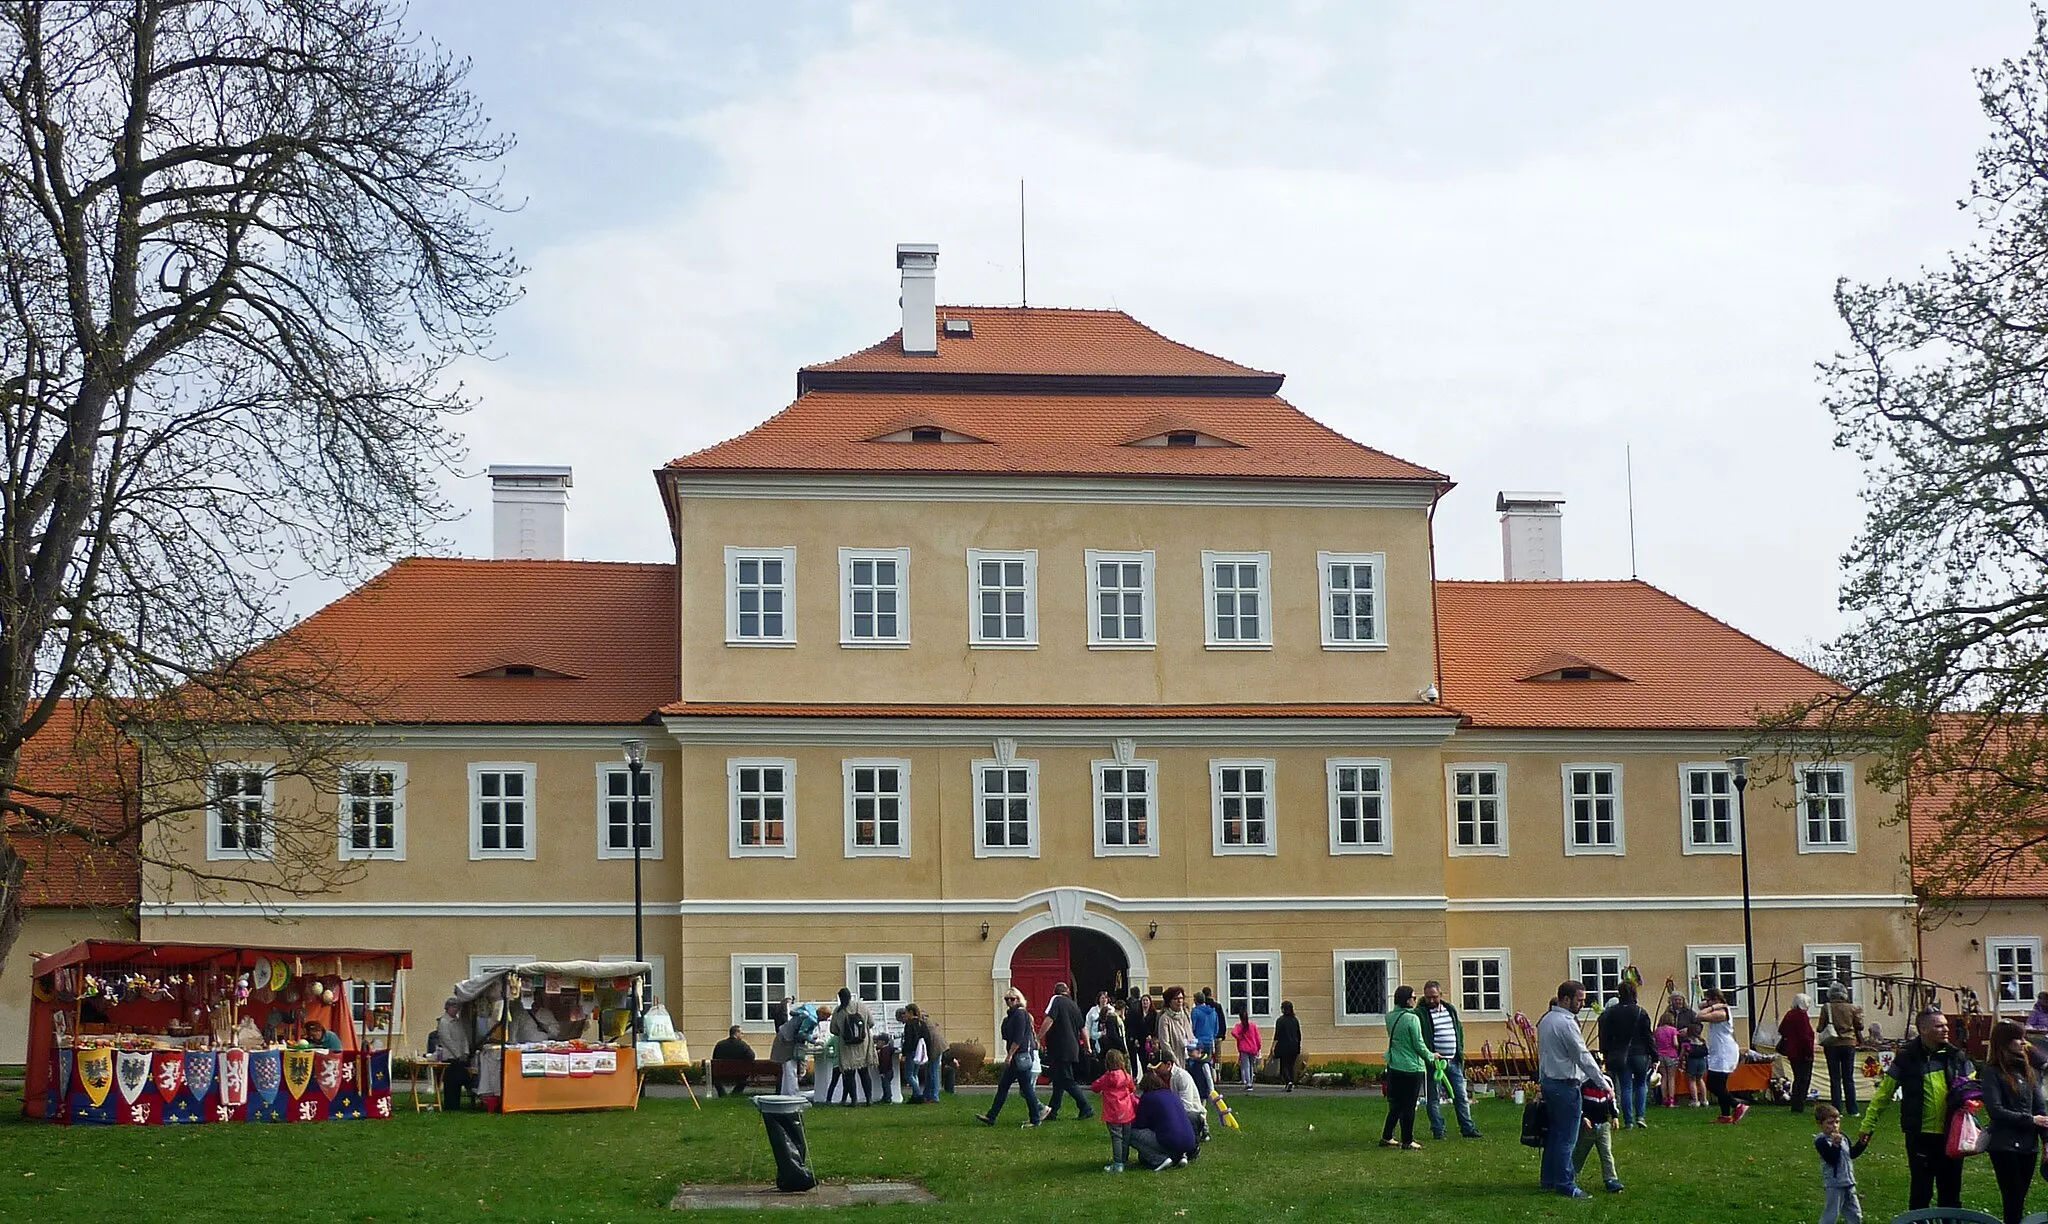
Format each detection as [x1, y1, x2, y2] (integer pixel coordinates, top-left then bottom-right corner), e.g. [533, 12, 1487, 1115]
[1446, 894, 1916, 913]
[658, 714, 1462, 748]
[667, 473, 1442, 510]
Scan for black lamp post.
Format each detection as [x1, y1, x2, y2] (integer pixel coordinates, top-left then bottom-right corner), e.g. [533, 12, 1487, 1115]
[1728, 755, 1758, 1045]
[622, 738, 647, 1028]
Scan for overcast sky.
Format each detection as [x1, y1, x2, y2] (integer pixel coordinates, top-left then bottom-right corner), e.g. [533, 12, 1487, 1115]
[384, 0, 2032, 659]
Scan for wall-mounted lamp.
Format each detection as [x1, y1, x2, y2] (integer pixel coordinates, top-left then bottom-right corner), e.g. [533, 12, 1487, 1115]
[979, 922, 990, 941]
[1148, 921, 1159, 940]
[1971, 938, 1981, 951]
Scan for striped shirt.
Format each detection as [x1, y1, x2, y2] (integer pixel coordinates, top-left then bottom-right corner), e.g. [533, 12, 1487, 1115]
[1426, 1005, 1458, 1057]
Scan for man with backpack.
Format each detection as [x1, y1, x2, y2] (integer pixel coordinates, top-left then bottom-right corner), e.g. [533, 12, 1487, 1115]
[830, 987, 877, 1105]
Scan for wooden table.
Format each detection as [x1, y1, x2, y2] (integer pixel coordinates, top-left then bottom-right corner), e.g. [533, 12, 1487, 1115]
[410, 1060, 444, 1112]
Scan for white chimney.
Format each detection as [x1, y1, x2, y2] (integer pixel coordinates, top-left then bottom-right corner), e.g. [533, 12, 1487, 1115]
[489, 464, 573, 560]
[1497, 490, 1565, 580]
[896, 242, 939, 355]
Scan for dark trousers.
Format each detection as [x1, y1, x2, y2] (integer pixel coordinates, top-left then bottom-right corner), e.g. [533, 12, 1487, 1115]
[1903, 1130, 1964, 1210]
[985, 1055, 1042, 1122]
[1382, 1068, 1424, 1143]
[1826, 1045, 1860, 1112]
[1787, 1056, 1813, 1112]
[1277, 1051, 1299, 1088]
[441, 1060, 473, 1111]
[1991, 1148, 2036, 1224]
[1706, 1069, 1737, 1117]
[1046, 1057, 1092, 1119]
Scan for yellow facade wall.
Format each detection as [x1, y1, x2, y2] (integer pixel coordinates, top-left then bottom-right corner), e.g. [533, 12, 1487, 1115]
[674, 496, 1438, 707]
[1918, 901, 2048, 1016]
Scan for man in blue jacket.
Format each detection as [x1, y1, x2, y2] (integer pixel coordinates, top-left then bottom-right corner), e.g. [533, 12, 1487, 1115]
[1189, 989, 1223, 1099]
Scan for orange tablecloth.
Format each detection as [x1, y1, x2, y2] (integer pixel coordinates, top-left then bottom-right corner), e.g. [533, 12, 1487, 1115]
[1671, 1061, 1772, 1095]
[498, 1048, 640, 1113]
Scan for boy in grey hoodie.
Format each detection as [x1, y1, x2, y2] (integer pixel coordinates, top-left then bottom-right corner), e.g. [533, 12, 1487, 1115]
[1813, 1103, 1865, 1224]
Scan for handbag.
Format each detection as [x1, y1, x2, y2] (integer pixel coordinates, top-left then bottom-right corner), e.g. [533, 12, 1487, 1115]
[1520, 1094, 1548, 1147]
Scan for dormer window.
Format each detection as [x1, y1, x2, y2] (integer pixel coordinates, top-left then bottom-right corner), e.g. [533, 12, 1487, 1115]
[461, 662, 581, 680]
[1166, 431, 1199, 447]
[1559, 668, 1593, 681]
[1518, 653, 1630, 683]
[910, 427, 944, 443]
[866, 419, 990, 445]
[1120, 418, 1243, 448]
[502, 665, 536, 678]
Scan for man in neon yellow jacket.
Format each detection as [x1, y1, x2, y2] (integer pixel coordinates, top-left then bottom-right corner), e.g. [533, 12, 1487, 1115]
[1858, 1007, 1974, 1212]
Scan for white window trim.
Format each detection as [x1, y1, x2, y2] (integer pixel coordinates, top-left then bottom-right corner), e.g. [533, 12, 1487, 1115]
[595, 761, 664, 861]
[724, 545, 798, 647]
[966, 548, 1038, 648]
[337, 761, 407, 862]
[207, 762, 276, 862]
[1803, 943, 1861, 1005]
[1568, 946, 1630, 1005]
[346, 978, 402, 1048]
[1316, 550, 1388, 650]
[1452, 948, 1513, 1021]
[842, 758, 912, 859]
[1988, 937, 2043, 1014]
[838, 547, 910, 648]
[1332, 948, 1402, 1027]
[1445, 762, 1510, 858]
[1084, 548, 1156, 648]
[468, 955, 534, 979]
[468, 761, 538, 861]
[1560, 762, 1626, 857]
[1326, 757, 1393, 856]
[845, 954, 914, 1012]
[1687, 943, 1749, 1017]
[602, 953, 668, 1008]
[731, 955, 798, 1033]
[1678, 762, 1740, 856]
[1201, 549, 1273, 649]
[1795, 761, 1858, 854]
[971, 757, 1041, 858]
[1210, 757, 1278, 857]
[1216, 949, 1282, 1022]
[1091, 758, 1160, 858]
[728, 757, 797, 859]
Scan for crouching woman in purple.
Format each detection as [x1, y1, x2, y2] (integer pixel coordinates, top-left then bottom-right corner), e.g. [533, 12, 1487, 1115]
[1128, 1065, 1202, 1172]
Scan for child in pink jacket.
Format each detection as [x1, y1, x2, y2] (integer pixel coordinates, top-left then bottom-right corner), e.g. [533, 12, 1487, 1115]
[1232, 1006, 1263, 1090]
[1090, 1050, 1139, 1172]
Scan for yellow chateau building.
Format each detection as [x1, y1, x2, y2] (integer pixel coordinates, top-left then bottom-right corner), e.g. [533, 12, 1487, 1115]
[142, 246, 1917, 1056]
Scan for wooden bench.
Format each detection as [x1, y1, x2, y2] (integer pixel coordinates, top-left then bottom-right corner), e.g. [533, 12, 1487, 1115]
[708, 1058, 784, 1096]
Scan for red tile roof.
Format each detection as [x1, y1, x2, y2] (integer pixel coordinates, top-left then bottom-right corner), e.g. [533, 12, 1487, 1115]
[6, 699, 139, 909]
[804, 306, 1277, 379]
[1434, 580, 1841, 730]
[1908, 720, 2048, 900]
[662, 702, 1458, 719]
[270, 559, 678, 724]
[668, 391, 1446, 483]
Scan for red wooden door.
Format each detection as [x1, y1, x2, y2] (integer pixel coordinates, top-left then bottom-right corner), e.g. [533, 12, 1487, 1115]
[1010, 929, 1070, 1019]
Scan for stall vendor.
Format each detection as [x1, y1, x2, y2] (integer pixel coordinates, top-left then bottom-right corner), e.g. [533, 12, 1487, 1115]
[304, 1020, 344, 1051]
[508, 998, 562, 1045]
[434, 998, 476, 1111]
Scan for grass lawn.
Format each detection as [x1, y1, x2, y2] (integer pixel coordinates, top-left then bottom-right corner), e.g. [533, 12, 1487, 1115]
[0, 1089, 2007, 1223]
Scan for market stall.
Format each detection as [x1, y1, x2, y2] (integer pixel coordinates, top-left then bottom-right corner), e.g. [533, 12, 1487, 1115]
[446, 960, 652, 1113]
[23, 940, 411, 1125]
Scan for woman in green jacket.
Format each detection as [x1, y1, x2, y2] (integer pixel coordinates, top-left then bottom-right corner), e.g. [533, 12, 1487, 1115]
[1382, 985, 1441, 1149]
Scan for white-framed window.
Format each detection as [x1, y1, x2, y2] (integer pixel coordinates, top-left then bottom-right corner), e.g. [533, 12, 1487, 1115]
[1218, 951, 1280, 1021]
[728, 758, 795, 858]
[1990, 938, 2042, 1013]
[596, 761, 662, 860]
[973, 758, 1040, 857]
[1797, 763, 1856, 853]
[725, 546, 797, 645]
[1446, 764, 1508, 856]
[1561, 764, 1624, 855]
[1680, 764, 1738, 854]
[1333, 948, 1401, 1026]
[468, 762, 536, 861]
[338, 762, 405, 861]
[1805, 945, 1860, 1005]
[967, 549, 1037, 647]
[1317, 551, 1387, 649]
[1326, 758, 1392, 854]
[601, 953, 668, 1008]
[847, 955, 912, 1013]
[208, 764, 274, 861]
[843, 759, 911, 858]
[1202, 550, 1272, 648]
[839, 547, 909, 647]
[732, 955, 797, 1032]
[1571, 947, 1628, 1006]
[1454, 950, 1511, 1018]
[467, 955, 533, 979]
[1211, 758, 1277, 856]
[1085, 549, 1155, 648]
[1689, 944, 1747, 1015]
[346, 979, 400, 1049]
[1092, 758, 1158, 857]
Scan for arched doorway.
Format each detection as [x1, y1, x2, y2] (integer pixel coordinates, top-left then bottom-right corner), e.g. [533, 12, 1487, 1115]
[1009, 927, 1130, 1013]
